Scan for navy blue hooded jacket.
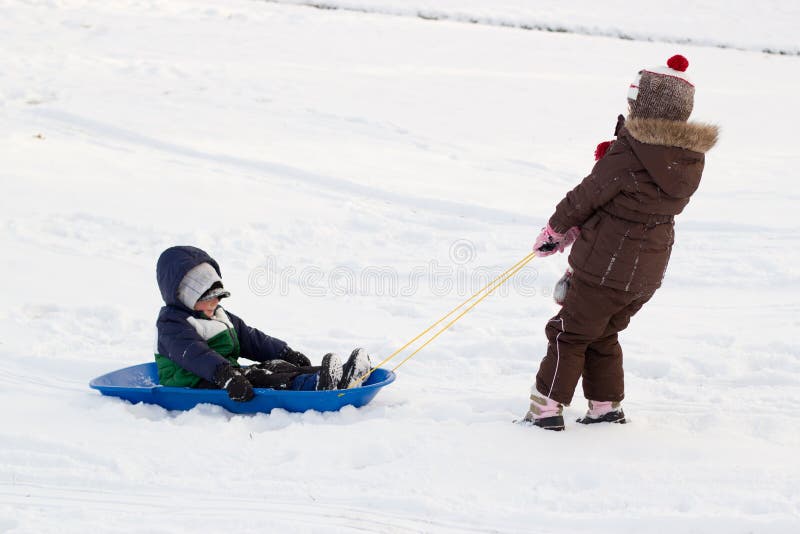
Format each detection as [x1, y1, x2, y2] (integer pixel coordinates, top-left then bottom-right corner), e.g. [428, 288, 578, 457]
[155, 246, 288, 384]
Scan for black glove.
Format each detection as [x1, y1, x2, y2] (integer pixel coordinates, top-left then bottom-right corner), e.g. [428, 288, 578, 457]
[213, 364, 254, 402]
[279, 346, 312, 367]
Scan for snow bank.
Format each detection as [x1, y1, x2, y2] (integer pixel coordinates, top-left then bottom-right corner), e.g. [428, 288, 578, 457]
[270, 0, 800, 55]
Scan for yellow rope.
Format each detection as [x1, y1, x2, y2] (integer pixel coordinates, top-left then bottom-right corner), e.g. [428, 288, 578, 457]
[389, 255, 534, 373]
[369, 251, 534, 371]
[347, 251, 536, 388]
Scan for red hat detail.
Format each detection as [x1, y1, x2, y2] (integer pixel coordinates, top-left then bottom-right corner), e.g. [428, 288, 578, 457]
[667, 54, 689, 72]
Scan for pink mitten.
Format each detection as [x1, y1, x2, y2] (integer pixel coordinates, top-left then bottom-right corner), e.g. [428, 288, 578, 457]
[533, 224, 580, 257]
[533, 224, 563, 257]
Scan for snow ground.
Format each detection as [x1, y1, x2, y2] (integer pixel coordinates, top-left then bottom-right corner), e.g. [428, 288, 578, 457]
[1, 1, 799, 532]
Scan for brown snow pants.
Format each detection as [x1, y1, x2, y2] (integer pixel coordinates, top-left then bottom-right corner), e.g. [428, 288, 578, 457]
[535, 275, 655, 406]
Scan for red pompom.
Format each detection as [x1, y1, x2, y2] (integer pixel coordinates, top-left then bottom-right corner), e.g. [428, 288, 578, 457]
[595, 141, 613, 161]
[667, 54, 689, 72]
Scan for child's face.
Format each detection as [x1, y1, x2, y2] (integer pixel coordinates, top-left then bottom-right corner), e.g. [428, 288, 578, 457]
[194, 297, 219, 318]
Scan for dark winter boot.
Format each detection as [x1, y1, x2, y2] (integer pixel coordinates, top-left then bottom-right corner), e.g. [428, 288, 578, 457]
[339, 348, 372, 389]
[576, 400, 627, 425]
[242, 364, 303, 390]
[316, 353, 343, 391]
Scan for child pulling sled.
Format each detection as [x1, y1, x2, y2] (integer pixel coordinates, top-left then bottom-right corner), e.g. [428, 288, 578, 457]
[523, 55, 719, 430]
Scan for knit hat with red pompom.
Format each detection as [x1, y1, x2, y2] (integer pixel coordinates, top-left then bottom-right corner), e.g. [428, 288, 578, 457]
[627, 54, 694, 121]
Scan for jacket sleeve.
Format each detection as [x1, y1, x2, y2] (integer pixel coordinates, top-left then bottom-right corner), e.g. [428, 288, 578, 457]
[548, 136, 633, 233]
[157, 314, 231, 382]
[226, 310, 289, 363]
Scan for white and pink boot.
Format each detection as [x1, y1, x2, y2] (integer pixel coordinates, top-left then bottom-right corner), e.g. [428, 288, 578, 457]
[521, 389, 565, 431]
[576, 400, 627, 424]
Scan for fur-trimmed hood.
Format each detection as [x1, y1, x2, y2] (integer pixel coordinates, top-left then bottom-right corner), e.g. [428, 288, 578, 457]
[625, 117, 719, 153]
[616, 115, 717, 198]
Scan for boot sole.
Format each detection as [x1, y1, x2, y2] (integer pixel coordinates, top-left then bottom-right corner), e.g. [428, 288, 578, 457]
[339, 348, 372, 389]
[316, 353, 343, 391]
[514, 415, 565, 431]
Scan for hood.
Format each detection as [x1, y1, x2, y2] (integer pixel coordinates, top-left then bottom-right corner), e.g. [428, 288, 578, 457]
[156, 246, 222, 310]
[623, 116, 719, 198]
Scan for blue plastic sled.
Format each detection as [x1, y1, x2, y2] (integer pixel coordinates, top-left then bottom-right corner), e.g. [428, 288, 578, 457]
[89, 362, 395, 414]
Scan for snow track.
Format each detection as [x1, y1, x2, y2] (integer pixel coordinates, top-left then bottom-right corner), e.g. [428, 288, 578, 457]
[2, 482, 506, 533]
[27, 108, 541, 226]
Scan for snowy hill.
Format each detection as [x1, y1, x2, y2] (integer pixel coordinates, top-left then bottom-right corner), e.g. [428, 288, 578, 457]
[2, 1, 799, 532]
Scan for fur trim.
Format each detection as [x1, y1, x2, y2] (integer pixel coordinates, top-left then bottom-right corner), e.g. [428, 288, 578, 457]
[625, 117, 719, 153]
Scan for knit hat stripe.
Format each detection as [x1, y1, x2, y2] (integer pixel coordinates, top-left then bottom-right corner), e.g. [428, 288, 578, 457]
[641, 67, 694, 87]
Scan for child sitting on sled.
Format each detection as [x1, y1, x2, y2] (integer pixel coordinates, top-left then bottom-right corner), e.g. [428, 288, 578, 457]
[155, 246, 371, 402]
[522, 55, 718, 430]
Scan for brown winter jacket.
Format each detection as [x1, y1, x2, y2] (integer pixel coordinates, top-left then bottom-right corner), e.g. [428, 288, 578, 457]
[549, 115, 719, 294]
